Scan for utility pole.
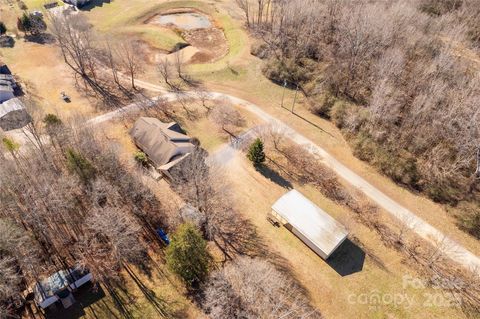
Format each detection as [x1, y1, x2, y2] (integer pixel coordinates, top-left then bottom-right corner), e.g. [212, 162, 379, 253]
[281, 80, 287, 108]
[291, 84, 299, 113]
[476, 147, 480, 178]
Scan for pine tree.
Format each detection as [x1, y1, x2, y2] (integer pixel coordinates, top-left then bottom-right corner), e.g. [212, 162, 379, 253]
[165, 223, 210, 288]
[65, 148, 96, 183]
[17, 13, 31, 35]
[247, 138, 266, 166]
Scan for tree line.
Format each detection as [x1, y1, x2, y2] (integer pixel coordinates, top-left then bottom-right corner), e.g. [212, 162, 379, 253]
[237, 0, 480, 236]
[0, 110, 167, 317]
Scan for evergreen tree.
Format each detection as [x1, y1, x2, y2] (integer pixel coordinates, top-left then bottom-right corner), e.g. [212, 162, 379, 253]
[165, 223, 210, 288]
[17, 13, 31, 35]
[247, 138, 266, 166]
[66, 148, 96, 183]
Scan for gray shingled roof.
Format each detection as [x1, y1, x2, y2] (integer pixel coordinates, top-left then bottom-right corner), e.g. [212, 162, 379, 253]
[130, 117, 195, 169]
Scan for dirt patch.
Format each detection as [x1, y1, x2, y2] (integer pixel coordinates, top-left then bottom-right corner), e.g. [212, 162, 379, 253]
[128, 38, 168, 64]
[183, 27, 228, 63]
[154, 45, 200, 64]
[146, 8, 228, 64]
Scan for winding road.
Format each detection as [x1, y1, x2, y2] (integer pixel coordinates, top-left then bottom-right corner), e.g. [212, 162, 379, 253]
[89, 79, 480, 272]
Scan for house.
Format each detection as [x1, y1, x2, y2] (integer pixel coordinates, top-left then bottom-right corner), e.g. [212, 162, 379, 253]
[0, 65, 18, 103]
[33, 267, 93, 309]
[270, 189, 349, 260]
[0, 98, 30, 131]
[130, 117, 196, 178]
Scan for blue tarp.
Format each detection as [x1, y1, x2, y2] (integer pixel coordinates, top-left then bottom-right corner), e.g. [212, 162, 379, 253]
[156, 228, 170, 245]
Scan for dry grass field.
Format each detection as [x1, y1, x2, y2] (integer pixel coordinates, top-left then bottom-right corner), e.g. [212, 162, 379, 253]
[221, 153, 465, 319]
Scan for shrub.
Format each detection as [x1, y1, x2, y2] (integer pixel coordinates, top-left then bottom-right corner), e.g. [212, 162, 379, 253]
[133, 151, 148, 166]
[458, 204, 480, 239]
[250, 42, 269, 59]
[419, 0, 462, 16]
[351, 134, 420, 189]
[329, 101, 349, 128]
[166, 223, 210, 288]
[247, 138, 266, 166]
[43, 113, 62, 127]
[262, 58, 311, 85]
[2, 137, 19, 153]
[310, 93, 336, 119]
[424, 183, 461, 204]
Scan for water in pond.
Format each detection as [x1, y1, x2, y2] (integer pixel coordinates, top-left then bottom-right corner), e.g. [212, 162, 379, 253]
[153, 13, 212, 30]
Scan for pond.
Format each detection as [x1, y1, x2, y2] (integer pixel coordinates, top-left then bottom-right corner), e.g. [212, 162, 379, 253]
[152, 12, 212, 30]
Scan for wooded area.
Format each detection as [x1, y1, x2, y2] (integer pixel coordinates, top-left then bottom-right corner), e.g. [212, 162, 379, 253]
[237, 0, 480, 237]
[0, 105, 319, 318]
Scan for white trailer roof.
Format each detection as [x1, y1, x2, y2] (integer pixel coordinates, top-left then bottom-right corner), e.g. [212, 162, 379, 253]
[272, 190, 348, 258]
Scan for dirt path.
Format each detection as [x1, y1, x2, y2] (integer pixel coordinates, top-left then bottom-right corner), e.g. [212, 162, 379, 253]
[89, 80, 480, 272]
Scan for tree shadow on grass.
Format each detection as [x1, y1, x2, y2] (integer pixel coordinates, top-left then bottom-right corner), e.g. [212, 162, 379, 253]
[290, 111, 336, 139]
[104, 284, 135, 319]
[79, 0, 112, 11]
[44, 283, 106, 319]
[123, 264, 173, 318]
[255, 164, 293, 189]
[25, 33, 55, 45]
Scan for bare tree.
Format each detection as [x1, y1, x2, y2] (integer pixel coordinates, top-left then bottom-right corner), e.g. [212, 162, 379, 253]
[48, 13, 120, 107]
[117, 40, 144, 90]
[255, 121, 288, 152]
[158, 57, 173, 89]
[203, 257, 321, 318]
[209, 103, 245, 137]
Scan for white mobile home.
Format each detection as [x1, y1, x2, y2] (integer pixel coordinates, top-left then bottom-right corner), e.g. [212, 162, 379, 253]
[271, 190, 348, 260]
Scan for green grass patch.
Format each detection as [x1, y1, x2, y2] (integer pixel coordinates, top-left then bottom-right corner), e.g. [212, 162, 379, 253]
[121, 25, 186, 51]
[22, 0, 53, 10]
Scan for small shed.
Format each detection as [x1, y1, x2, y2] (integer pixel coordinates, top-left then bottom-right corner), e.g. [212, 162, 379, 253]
[271, 190, 348, 259]
[0, 98, 31, 131]
[33, 267, 92, 309]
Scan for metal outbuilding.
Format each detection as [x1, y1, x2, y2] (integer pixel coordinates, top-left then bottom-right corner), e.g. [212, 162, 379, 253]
[0, 98, 30, 131]
[271, 189, 348, 259]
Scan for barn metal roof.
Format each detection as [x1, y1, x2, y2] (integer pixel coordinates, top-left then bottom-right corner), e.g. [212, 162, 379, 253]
[272, 190, 348, 258]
